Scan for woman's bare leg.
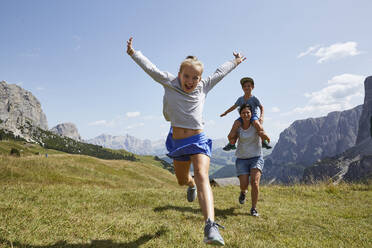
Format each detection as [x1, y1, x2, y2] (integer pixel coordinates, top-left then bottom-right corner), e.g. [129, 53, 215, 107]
[238, 174, 249, 193]
[250, 168, 262, 209]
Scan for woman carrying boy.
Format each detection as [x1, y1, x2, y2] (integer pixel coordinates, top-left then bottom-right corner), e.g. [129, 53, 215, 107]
[220, 77, 271, 150]
[234, 104, 264, 217]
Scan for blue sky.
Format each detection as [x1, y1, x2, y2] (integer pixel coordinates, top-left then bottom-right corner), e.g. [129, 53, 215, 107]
[1, 0, 371, 141]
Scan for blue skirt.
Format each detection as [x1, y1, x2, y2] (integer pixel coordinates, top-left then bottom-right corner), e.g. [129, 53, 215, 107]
[166, 127, 212, 161]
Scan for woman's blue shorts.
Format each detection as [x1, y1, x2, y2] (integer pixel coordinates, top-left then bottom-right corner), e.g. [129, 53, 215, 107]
[235, 156, 264, 177]
[166, 128, 212, 161]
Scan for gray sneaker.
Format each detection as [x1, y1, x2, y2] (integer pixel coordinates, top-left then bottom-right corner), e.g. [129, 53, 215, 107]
[203, 218, 225, 246]
[187, 186, 197, 202]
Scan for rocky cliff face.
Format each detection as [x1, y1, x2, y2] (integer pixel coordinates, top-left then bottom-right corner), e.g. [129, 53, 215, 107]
[0, 81, 48, 139]
[356, 76, 372, 144]
[50, 123, 82, 141]
[303, 76, 372, 183]
[268, 105, 362, 166]
[262, 104, 362, 184]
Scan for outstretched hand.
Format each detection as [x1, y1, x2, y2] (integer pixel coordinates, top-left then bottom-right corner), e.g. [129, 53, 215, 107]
[233, 52, 246, 65]
[127, 37, 135, 56]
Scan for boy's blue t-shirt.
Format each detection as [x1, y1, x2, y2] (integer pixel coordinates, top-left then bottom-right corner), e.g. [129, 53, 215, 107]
[235, 95, 261, 117]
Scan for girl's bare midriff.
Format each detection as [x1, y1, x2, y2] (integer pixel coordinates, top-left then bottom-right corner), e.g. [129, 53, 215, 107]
[172, 126, 203, 140]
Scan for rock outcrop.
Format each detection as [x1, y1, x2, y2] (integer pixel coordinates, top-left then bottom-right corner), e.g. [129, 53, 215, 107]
[356, 76, 372, 144]
[0, 81, 48, 139]
[303, 76, 372, 183]
[50, 123, 82, 141]
[268, 105, 362, 167]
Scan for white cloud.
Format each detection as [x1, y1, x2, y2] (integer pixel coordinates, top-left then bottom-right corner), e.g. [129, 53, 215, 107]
[297, 45, 320, 58]
[126, 111, 141, 118]
[125, 122, 145, 130]
[271, 107, 280, 113]
[286, 74, 365, 116]
[89, 120, 108, 126]
[298, 42, 361, 63]
[36, 86, 45, 91]
[142, 115, 162, 120]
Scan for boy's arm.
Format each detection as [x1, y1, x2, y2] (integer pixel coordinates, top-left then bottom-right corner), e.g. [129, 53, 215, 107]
[203, 52, 246, 92]
[220, 104, 238, 117]
[259, 105, 264, 124]
[126, 37, 175, 85]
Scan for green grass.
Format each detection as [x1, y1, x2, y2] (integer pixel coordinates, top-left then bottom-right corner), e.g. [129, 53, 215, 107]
[0, 140, 64, 156]
[0, 153, 371, 247]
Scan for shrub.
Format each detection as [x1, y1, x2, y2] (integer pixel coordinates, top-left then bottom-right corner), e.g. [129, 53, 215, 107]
[10, 148, 21, 157]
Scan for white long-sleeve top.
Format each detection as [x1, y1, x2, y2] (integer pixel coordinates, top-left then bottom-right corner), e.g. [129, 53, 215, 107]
[131, 51, 237, 130]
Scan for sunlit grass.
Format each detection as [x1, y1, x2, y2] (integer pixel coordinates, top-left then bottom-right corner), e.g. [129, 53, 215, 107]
[0, 153, 371, 247]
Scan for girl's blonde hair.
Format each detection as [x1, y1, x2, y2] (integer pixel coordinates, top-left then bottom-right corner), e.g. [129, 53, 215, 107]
[179, 56, 204, 74]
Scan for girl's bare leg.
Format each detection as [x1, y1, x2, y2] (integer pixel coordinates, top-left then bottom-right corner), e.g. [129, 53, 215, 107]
[173, 160, 195, 187]
[191, 154, 214, 221]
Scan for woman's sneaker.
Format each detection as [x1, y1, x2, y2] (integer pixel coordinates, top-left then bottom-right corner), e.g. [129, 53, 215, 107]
[223, 143, 236, 151]
[238, 192, 246, 204]
[203, 218, 225, 246]
[187, 186, 197, 202]
[250, 208, 259, 217]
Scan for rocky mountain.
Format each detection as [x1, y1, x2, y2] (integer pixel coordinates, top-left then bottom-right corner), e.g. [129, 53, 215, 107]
[263, 104, 363, 183]
[268, 105, 362, 167]
[86, 136, 233, 156]
[0, 81, 48, 140]
[50, 123, 82, 141]
[86, 134, 166, 155]
[356, 76, 372, 144]
[303, 76, 372, 183]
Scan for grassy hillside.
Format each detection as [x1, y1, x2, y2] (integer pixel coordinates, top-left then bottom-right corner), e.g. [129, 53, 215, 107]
[1, 126, 138, 161]
[0, 152, 371, 247]
[0, 140, 65, 157]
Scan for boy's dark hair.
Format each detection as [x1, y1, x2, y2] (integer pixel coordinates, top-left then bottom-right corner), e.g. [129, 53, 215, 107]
[186, 55, 197, 60]
[240, 77, 254, 87]
[239, 104, 252, 114]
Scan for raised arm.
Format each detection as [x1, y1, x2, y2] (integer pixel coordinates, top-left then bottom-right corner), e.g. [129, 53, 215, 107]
[126, 37, 175, 85]
[220, 104, 238, 117]
[259, 105, 264, 124]
[203, 52, 246, 92]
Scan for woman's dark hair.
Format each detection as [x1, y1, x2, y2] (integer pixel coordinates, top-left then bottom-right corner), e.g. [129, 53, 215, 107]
[239, 104, 252, 115]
